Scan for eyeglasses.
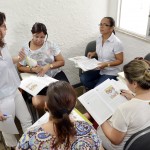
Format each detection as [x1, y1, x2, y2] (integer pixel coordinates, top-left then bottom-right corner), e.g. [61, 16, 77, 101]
[98, 23, 111, 27]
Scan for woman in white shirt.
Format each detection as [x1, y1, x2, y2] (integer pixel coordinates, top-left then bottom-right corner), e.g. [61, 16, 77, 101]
[0, 12, 32, 149]
[97, 59, 150, 150]
[80, 17, 123, 90]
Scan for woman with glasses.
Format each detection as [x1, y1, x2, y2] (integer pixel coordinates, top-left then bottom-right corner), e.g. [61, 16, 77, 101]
[17, 22, 69, 109]
[0, 12, 32, 149]
[80, 17, 124, 90]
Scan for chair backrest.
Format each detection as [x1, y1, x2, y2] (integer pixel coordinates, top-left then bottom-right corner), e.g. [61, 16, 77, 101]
[85, 40, 96, 57]
[124, 126, 150, 150]
[144, 53, 150, 61]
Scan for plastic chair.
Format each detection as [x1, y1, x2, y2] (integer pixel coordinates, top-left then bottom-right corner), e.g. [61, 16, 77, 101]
[123, 126, 150, 150]
[144, 53, 150, 61]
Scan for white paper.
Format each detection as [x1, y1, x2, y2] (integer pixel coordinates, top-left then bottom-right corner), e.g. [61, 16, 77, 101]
[0, 117, 19, 134]
[69, 56, 100, 71]
[19, 76, 58, 96]
[78, 79, 128, 125]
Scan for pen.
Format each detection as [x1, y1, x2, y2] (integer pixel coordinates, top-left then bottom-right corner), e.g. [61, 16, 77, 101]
[3, 114, 12, 118]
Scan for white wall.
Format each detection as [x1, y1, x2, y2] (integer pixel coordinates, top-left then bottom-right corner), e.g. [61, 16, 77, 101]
[0, 0, 108, 84]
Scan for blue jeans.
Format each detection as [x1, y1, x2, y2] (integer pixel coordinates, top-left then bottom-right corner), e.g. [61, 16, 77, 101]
[80, 70, 117, 90]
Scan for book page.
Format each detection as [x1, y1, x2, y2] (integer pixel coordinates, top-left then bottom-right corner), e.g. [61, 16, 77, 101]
[78, 89, 113, 125]
[69, 56, 100, 71]
[95, 79, 127, 111]
[19, 76, 57, 96]
[77, 58, 100, 71]
[0, 117, 19, 134]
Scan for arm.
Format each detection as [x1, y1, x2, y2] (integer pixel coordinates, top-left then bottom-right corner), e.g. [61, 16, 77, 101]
[101, 120, 126, 145]
[120, 89, 135, 100]
[12, 49, 25, 64]
[17, 63, 42, 73]
[97, 52, 123, 69]
[38, 53, 65, 76]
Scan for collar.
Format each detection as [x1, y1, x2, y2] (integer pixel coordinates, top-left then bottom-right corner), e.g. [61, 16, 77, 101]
[99, 33, 115, 43]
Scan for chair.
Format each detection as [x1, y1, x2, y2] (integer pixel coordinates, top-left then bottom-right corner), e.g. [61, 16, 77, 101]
[144, 53, 150, 61]
[79, 40, 96, 76]
[123, 126, 150, 150]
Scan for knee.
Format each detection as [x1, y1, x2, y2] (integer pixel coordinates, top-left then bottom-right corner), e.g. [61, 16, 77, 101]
[32, 95, 46, 109]
[80, 73, 86, 83]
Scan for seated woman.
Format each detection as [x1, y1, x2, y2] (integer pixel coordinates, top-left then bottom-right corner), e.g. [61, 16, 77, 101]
[96, 59, 150, 150]
[16, 81, 103, 150]
[17, 22, 69, 108]
[80, 17, 123, 90]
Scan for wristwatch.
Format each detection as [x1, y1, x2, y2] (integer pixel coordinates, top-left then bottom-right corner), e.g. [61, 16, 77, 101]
[49, 64, 53, 69]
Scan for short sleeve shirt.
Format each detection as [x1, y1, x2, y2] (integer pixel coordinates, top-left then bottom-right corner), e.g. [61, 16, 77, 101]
[0, 45, 20, 99]
[20, 41, 61, 77]
[96, 33, 123, 76]
[16, 121, 101, 150]
[109, 98, 150, 149]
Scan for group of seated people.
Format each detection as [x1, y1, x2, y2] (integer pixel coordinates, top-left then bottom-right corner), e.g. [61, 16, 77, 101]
[0, 11, 150, 150]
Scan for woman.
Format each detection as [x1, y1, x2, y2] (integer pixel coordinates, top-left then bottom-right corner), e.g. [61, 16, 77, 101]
[0, 12, 32, 149]
[17, 22, 69, 82]
[17, 22, 69, 108]
[97, 59, 150, 150]
[16, 81, 103, 150]
[80, 17, 123, 90]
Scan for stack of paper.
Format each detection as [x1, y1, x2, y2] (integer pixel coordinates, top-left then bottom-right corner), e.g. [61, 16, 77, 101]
[69, 56, 100, 71]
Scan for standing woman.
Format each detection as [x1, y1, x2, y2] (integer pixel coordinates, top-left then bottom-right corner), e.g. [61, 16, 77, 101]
[0, 12, 32, 149]
[80, 17, 123, 90]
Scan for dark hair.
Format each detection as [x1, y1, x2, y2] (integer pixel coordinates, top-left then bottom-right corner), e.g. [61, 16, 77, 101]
[46, 81, 77, 149]
[31, 22, 48, 40]
[104, 17, 115, 34]
[0, 12, 6, 48]
[123, 59, 150, 90]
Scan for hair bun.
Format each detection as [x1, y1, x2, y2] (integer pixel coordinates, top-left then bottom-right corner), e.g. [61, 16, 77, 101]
[144, 68, 150, 81]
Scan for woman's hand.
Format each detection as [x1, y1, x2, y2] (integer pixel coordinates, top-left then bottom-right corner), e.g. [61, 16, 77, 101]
[18, 48, 26, 62]
[87, 52, 96, 59]
[0, 112, 6, 121]
[120, 89, 135, 100]
[96, 62, 107, 70]
[37, 64, 50, 76]
[32, 66, 43, 74]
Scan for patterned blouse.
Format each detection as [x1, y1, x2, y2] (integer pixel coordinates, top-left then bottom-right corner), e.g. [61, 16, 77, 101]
[16, 121, 101, 150]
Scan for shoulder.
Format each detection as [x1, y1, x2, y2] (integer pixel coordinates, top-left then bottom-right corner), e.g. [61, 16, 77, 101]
[72, 121, 101, 149]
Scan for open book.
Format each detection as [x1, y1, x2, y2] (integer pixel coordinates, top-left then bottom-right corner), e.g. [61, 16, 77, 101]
[78, 79, 128, 125]
[19, 75, 58, 96]
[69, 56, 100, 71]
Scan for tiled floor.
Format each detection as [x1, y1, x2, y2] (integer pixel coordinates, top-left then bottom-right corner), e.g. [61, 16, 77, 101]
[0, 86, 86, 149]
